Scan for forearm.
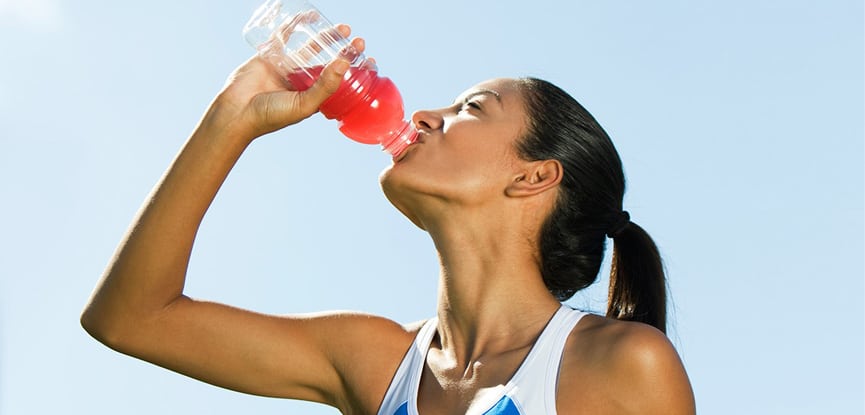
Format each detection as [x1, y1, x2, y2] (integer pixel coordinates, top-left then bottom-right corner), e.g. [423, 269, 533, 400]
[81, 49, 351, 350]
[81, 99, 252, 344]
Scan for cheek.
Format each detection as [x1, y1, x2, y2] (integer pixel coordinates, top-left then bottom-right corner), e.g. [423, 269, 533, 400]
[379, 153, 489, 207]
[431, 145, 516, 201]
[379, 129, 520, 204]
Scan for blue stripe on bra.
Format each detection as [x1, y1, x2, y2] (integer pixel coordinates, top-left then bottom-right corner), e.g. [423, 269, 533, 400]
[392, 394, 520, 415]
[483, 396, 521, 415]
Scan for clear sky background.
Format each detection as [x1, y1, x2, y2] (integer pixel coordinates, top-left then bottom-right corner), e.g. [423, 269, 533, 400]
[0, 0, 862, 414]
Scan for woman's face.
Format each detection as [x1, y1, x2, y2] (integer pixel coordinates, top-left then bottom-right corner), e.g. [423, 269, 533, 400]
[380, 78, 531, 228]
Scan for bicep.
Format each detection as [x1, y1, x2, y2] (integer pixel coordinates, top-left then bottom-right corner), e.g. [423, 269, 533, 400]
[110, 296, 399, 406]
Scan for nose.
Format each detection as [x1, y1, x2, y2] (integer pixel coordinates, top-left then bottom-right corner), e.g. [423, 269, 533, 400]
[411, 109, 444, 131]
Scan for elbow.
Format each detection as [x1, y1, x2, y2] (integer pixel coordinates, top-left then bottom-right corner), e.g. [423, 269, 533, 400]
[80, 295, 176, 353]
[80, 302, 127, 349]
[80, 304, 110, 345]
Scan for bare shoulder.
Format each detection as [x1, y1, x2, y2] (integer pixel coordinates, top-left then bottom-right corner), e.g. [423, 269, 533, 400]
[312, 311, 423, 412]
[570, 314, 679, 370]
[557, 314, 696, 415]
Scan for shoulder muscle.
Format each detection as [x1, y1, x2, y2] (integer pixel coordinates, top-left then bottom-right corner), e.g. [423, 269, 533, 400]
[559, 316, 695, 415]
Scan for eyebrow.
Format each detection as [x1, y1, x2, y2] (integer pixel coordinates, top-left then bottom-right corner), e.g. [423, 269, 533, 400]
[458, 89, 503, 106]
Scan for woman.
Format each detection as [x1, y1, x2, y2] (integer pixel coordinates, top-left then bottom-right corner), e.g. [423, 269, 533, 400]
[81, 30, 696, 414]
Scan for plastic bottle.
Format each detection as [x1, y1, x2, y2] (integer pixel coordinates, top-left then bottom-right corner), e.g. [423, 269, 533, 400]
[243, 0, 418, 158]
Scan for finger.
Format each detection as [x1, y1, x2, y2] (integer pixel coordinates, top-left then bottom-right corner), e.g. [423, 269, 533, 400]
[297, 37, 363, 111]
[365, 57, 378, 71]
[334, 24, 351, 39]
[297, 58, 350, 114]
[350, 37, 365, 54]
[331, 37, 365, 66]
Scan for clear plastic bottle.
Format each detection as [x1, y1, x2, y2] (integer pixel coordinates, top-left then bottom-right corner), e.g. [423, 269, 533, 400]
[243, 0, 418, 157]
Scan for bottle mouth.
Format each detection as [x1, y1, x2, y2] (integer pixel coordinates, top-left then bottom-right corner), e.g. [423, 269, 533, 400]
[381, 122, 419, 159]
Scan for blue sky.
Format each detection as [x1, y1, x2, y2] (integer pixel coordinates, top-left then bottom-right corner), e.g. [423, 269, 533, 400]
[0, 0, 862, 414]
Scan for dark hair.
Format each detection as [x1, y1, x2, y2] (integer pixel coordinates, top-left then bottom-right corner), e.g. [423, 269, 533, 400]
[516, 78, 667, 333]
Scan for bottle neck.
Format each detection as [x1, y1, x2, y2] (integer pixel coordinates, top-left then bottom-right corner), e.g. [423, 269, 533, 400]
[380, 121, 418, 158]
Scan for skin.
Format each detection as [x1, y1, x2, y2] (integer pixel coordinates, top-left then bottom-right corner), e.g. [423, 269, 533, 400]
[81, 27, 695, 415]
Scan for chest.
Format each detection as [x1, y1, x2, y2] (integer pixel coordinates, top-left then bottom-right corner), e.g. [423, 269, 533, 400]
[376, 309, 593, 415]
[410, 346, 626, 415]
[414, 355, 526, 415]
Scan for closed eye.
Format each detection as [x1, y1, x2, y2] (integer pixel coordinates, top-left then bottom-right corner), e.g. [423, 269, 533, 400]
[461, 100, 482, 112]
[453, 89, 501, 114]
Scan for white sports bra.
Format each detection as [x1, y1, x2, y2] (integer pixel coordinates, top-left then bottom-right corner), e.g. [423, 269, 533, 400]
[377, 305, 588, 415]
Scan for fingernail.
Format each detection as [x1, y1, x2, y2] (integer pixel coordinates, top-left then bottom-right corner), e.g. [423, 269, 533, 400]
[333, 59, 350, 75]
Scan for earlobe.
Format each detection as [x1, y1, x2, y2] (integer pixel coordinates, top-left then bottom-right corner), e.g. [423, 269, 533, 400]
[505, 159, 563, 197]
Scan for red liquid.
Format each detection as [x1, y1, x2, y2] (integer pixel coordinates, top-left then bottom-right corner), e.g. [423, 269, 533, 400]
[286, 65, 410, 147]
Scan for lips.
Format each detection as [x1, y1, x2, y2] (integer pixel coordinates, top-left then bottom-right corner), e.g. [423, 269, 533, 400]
[392, 134, 425, 162]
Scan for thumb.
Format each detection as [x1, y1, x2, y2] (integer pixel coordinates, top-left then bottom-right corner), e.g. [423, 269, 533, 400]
[297, 59, 350, 114]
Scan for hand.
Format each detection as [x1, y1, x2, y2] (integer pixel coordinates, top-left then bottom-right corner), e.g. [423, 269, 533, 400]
[204, 25, 364, 142]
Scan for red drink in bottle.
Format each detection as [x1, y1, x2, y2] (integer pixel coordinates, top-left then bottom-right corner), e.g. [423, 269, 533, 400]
[245, 1, 417, 157]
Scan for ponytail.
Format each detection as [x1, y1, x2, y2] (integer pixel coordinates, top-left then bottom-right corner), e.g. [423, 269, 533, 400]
[607, 221, 667, 333]
[515, 77, 669, 334]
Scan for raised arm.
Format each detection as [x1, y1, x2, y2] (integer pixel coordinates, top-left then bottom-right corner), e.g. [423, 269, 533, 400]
[81, 35, 412, 412]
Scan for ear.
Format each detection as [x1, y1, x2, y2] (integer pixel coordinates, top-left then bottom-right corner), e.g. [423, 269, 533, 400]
[505, 159, 563, 198]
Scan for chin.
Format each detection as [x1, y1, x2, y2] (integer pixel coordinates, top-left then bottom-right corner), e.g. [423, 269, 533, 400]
[379, 166, 428, 231]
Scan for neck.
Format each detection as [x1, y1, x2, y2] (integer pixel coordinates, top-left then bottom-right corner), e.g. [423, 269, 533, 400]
[426, 209, 561, 364]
